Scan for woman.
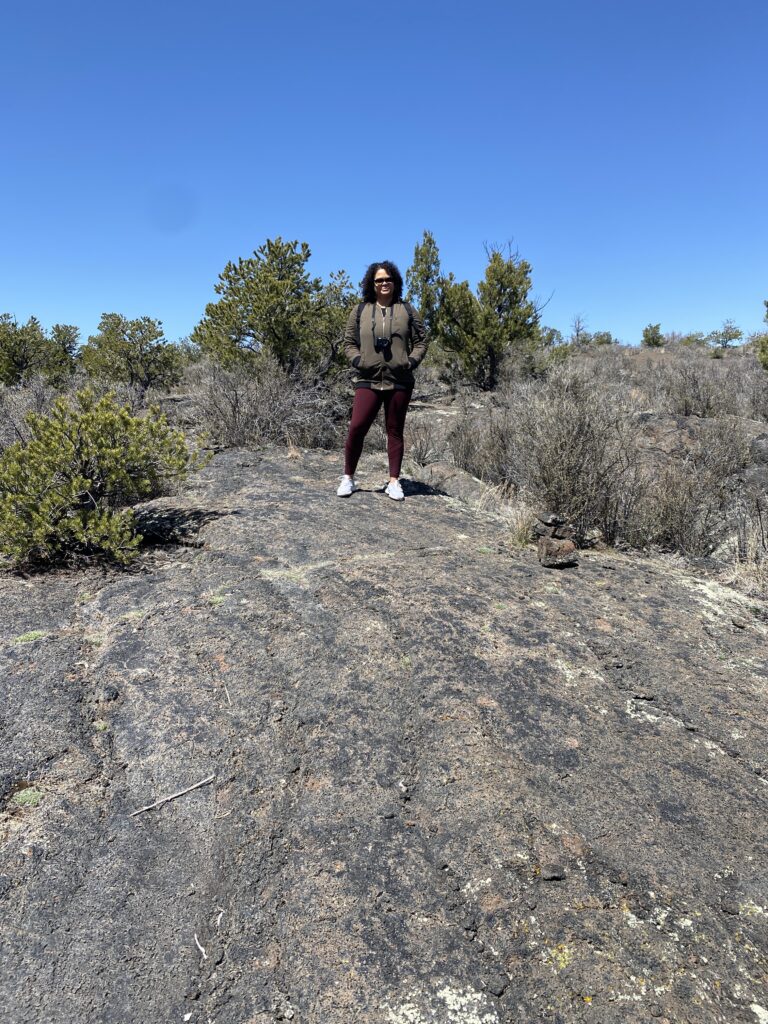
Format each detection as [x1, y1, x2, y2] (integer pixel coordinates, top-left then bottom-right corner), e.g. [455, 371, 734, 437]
[337, 261, 428, 500]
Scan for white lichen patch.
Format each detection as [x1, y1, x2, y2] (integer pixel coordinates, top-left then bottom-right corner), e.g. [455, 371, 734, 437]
[751, 1004, 768, 1024]
[651, 907, 670, 927]
[462, 877, 492, 896]
[681, 576, 766, 630]
[623, 908, 642, 929]
[624, 699, 661, 725]
[554, 659, 604, 688]
[383, 984, 499, 1024]
[437, 987, 498, 1022]
[701, 739, 727, 756]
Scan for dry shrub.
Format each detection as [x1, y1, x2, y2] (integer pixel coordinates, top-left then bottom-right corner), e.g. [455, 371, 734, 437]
[0, 377, 60, 453]
[561, 345, 768, 423]
[721, 492, 768, 596]
[653, 358, 724, 417]
[448, 396, 518, 484]
[406, 414, 447, 467]
[451, 365, 646, 543]
[449, 363, 751, 555]
[185, 357, 348, 450]
[606, 347, 768, 422]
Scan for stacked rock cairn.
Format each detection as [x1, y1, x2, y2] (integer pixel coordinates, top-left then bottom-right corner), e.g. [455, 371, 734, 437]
[536, 512, 579, 568]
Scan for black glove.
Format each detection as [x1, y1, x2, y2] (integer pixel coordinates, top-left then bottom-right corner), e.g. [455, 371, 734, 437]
[352, 356, 361, 369]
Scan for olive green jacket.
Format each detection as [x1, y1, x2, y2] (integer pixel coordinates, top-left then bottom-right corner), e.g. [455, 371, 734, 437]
[343, 302, 428, 391]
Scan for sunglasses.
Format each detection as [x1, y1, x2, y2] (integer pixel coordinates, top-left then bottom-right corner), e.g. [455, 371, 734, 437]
[374, 277, 393, 285]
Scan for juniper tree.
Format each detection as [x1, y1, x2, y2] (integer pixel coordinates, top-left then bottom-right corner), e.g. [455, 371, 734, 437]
[439, 245, 540, 389]
[641, 323, 664, 348]
[0, 315, 79, 386]
[753, 301, 768, 371]
[81, 314, 182, 395]
[406, 230, 442, 337]
[192, 237, 354, 375]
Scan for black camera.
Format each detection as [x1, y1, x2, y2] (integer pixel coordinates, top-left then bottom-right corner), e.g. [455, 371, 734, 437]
[374, 336, 391, 353]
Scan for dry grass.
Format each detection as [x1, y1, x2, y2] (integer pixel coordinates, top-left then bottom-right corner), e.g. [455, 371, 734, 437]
[405, 413, 448, 466]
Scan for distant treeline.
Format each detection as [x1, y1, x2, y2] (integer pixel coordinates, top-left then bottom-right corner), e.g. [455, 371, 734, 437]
[2, 234, 768, 392]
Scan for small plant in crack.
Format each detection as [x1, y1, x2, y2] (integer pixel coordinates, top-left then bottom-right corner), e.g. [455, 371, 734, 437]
[14, 630, 48, 643]
[11, 786, 43, 808]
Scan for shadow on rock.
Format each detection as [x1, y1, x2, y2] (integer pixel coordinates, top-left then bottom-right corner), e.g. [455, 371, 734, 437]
[402, 478, 447, 498]
[135, 506, 231, 548]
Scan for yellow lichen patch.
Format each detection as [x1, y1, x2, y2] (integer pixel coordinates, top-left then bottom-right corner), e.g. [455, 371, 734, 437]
[544, 943, 573, 970]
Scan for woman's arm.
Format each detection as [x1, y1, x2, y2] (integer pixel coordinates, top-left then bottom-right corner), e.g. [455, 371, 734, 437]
[343, 306, 362, 368]
[408, 308, 429, 368]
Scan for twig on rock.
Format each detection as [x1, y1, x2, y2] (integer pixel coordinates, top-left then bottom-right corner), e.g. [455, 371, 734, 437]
[194, 933, 208, 960]
[129, 774, 215, 817]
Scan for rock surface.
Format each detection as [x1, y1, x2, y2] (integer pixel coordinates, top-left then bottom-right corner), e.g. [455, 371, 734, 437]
[1, 447, 767, 1024]
[538, 535, 579, 568]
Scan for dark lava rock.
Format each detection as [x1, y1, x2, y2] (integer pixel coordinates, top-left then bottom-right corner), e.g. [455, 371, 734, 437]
[538, 536, 579, 568]
[486, 975, 508, 996]
[538, 512, 567, 526]
[541, 863, 567, 881]
[0, 447, 766, 1024]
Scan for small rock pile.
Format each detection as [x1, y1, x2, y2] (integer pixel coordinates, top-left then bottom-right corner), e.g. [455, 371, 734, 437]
[535, 513, 579, 568]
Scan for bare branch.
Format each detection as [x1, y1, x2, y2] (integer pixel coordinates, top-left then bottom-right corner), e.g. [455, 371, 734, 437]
[129, 774, 215, 817]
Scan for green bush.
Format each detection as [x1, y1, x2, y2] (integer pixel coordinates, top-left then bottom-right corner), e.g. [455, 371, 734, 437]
[0, 390, 205, 567]
[81, 313, 182, 395]
[0, 314, 78, 386]
[753, 332, 768, 372]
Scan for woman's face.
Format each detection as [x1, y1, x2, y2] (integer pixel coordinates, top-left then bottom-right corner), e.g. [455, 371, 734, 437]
[373, 267, 394, 305]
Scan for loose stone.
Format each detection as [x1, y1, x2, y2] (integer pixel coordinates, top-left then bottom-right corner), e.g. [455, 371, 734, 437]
[541, 863, 566, 881]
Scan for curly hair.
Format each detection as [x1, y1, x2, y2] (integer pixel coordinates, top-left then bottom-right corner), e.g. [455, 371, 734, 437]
[361, 261, 404, 304]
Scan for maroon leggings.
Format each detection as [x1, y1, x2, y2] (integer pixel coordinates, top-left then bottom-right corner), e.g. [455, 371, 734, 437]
[344, 387, 412, 477]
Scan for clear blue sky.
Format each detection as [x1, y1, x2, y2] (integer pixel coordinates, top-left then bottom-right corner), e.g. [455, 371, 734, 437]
[2, 0, 766, 346]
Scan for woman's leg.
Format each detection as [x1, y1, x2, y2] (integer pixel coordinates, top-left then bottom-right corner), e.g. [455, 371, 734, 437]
[382, 389, 412, 480]
[344, 388, 384, 476]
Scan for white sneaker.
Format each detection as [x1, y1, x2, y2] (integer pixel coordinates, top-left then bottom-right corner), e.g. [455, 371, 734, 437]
[385, 479, 404, 501]
[336, 475, 357, 497]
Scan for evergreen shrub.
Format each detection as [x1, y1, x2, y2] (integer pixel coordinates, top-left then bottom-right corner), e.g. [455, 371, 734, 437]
[0, 390, 205, 567]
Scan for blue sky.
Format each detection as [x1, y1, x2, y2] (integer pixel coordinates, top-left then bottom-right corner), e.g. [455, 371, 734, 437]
[2, 0, 766, 346]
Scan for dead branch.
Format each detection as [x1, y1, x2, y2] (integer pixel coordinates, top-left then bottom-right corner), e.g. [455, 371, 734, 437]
[129, 774, 215, 817]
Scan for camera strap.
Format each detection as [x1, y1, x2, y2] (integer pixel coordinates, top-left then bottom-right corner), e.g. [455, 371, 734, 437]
[371, 303, 393, 343]
[355, 301, 414, 346]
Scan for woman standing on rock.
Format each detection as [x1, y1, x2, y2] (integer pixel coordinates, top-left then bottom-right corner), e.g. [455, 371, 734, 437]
[337, 261, 428, 501]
